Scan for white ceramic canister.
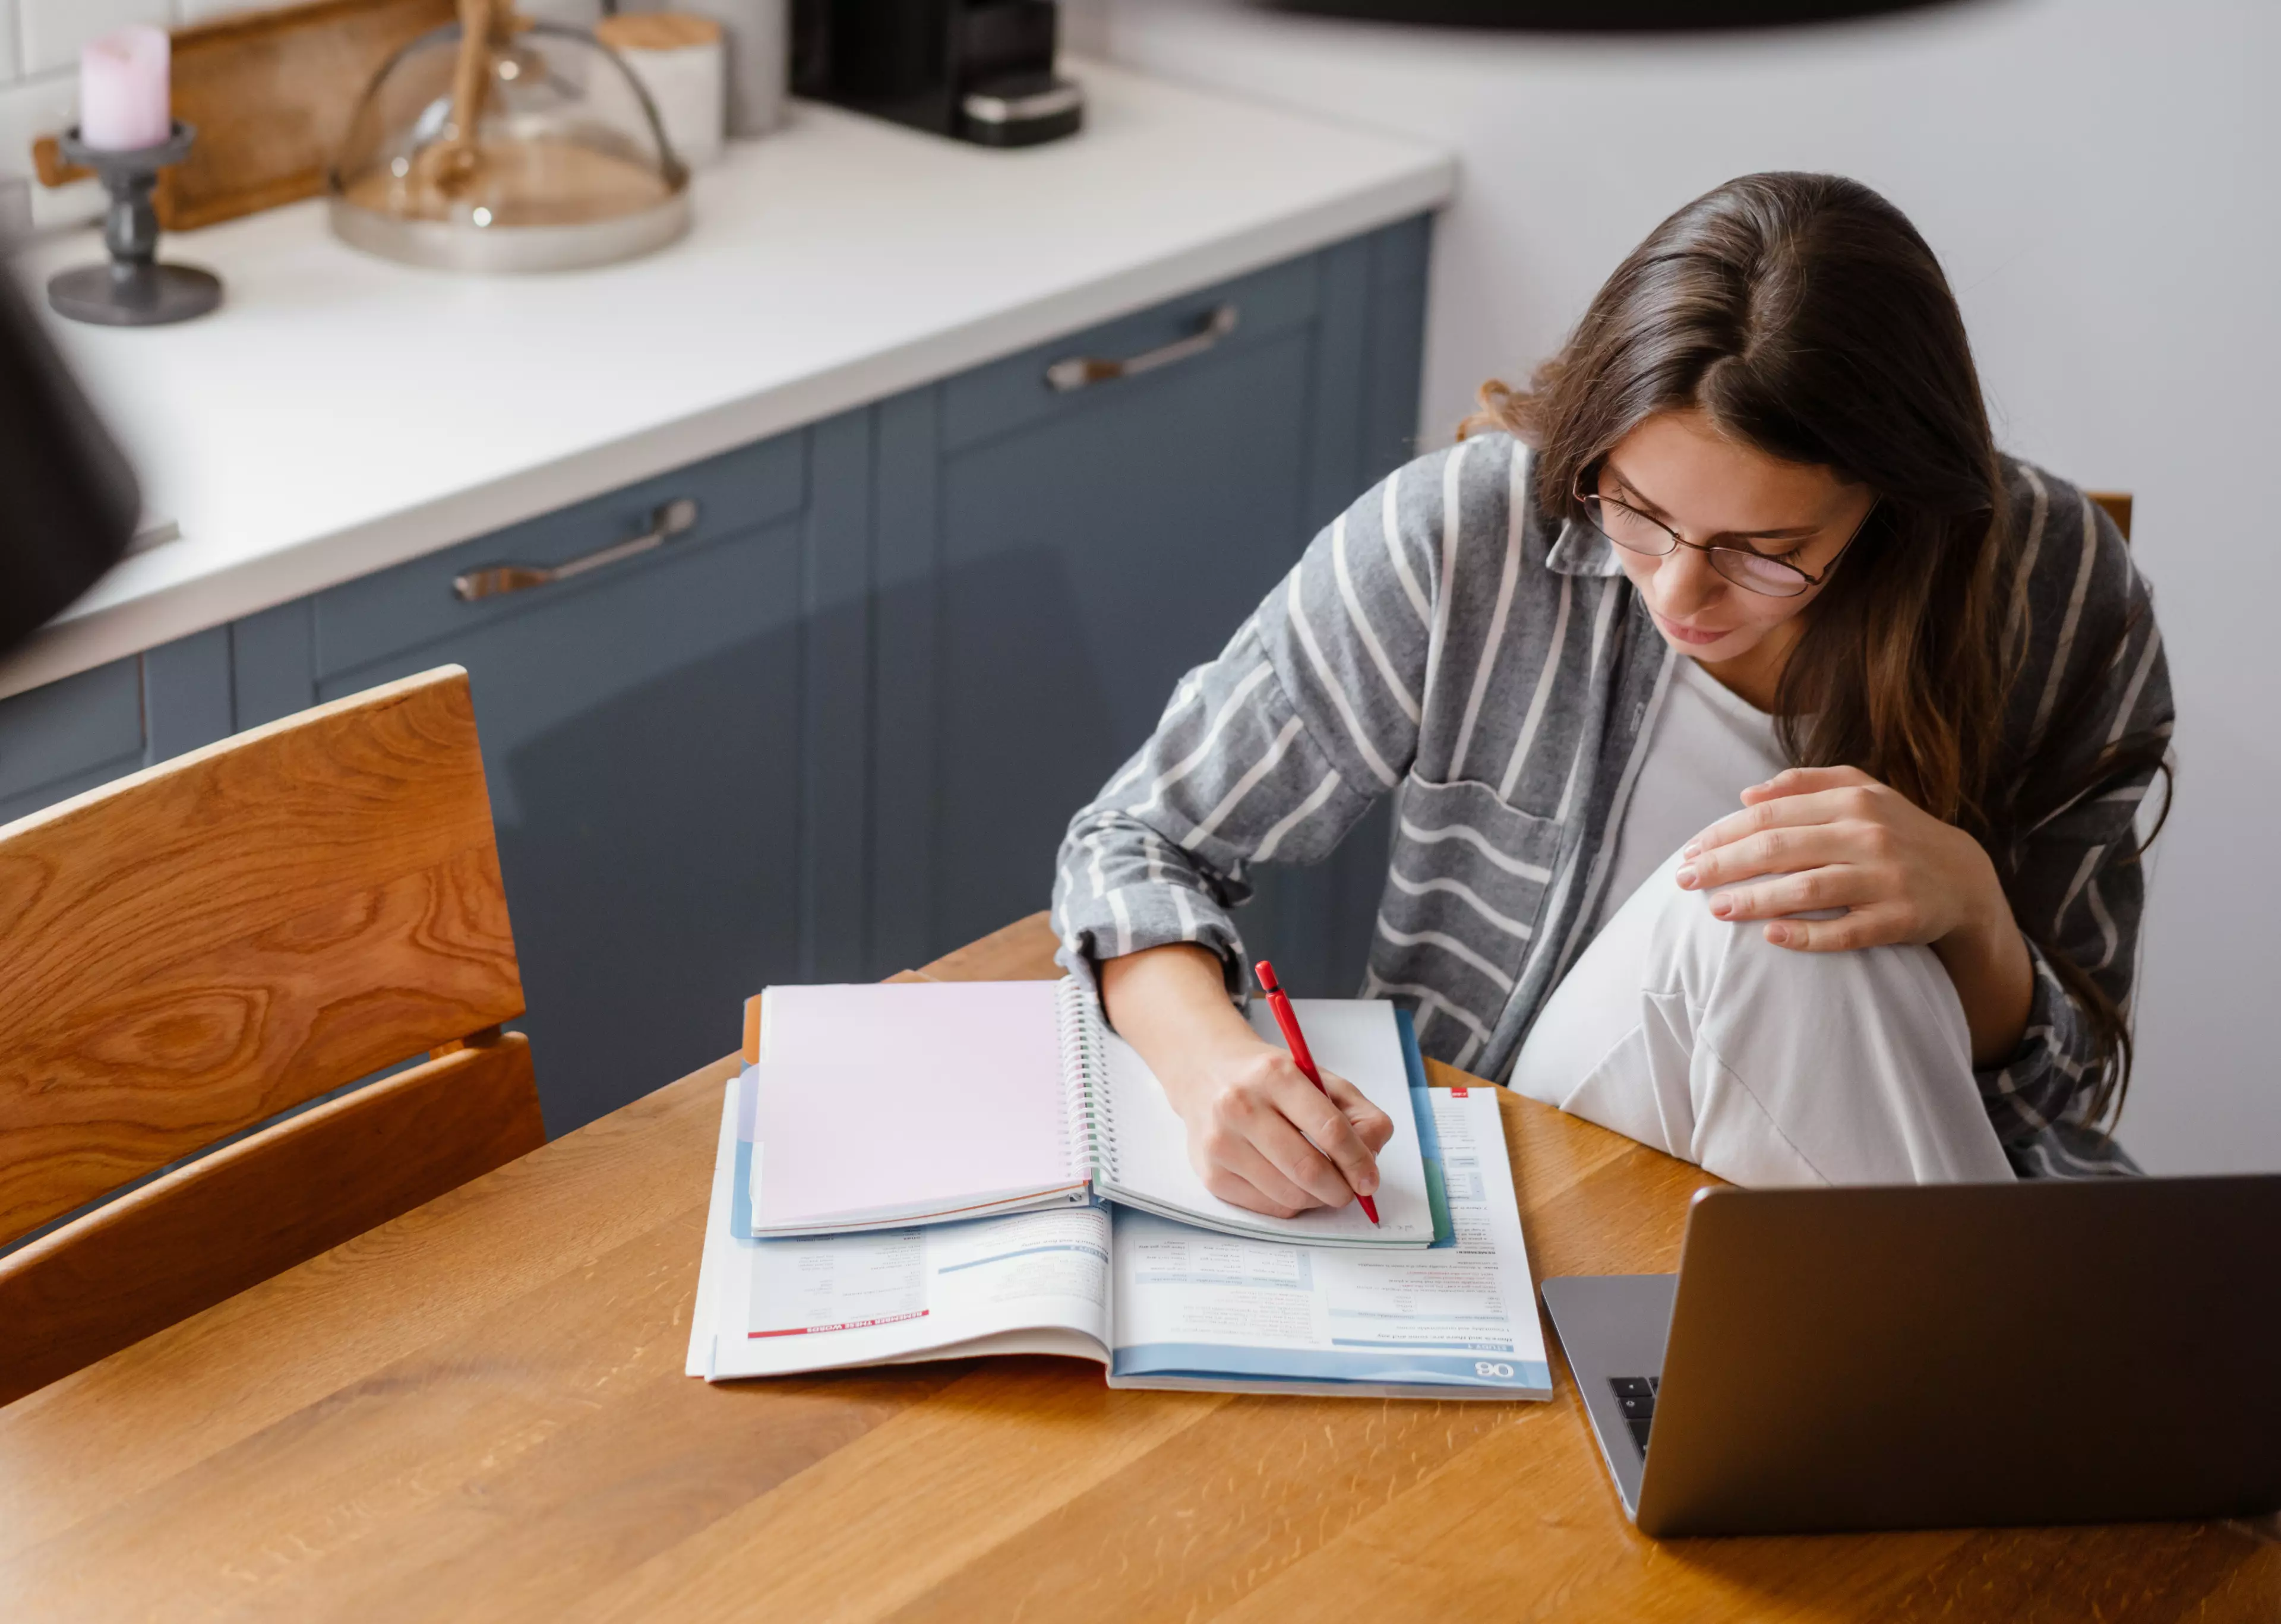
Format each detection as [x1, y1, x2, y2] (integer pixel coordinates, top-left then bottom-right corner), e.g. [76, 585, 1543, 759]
[595, 12, 727, 169]
[618, 0, 786, 137]
[516, 0, 605, 24]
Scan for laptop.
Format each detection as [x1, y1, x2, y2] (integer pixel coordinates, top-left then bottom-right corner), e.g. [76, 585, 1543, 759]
[1540, 1175, 2281, 1537]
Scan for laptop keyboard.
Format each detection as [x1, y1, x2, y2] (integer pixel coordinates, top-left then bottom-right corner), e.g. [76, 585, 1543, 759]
[1612, 1376, 1659, 1454]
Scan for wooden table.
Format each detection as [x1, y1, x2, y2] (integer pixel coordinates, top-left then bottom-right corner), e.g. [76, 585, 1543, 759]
[4, 915, 2274, 1621]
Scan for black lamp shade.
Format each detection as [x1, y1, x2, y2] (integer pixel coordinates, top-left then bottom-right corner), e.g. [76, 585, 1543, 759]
[1264, 0, 1964, 29]
[0, 266, 139, 660]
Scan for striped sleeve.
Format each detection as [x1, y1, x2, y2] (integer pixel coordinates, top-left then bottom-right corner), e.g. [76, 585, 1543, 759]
[1052, 447, 1458, 1002]
[1978, 469, 2173, 1148]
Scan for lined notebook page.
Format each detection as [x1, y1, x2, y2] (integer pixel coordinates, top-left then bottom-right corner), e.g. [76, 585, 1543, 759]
[1092, 998, 1434, 1246]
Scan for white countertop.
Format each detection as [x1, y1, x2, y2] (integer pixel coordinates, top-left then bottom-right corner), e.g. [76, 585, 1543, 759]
[1, 61, 1453, 702]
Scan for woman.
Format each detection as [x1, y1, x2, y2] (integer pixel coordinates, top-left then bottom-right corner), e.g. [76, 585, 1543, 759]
[1052, 173, 2171, 1212]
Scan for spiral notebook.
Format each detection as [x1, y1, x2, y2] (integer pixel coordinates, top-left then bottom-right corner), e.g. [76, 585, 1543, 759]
[750, 980, 1436, 1249]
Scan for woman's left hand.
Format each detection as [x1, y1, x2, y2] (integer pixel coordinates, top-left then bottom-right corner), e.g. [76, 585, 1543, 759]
[1673, 764, 2034, 1064]
[1675, 764, 2004, 953]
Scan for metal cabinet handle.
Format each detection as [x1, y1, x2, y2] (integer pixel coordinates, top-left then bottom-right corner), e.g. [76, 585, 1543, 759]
[453, 497, 700, 602]
[1045, 303, 1239, 393]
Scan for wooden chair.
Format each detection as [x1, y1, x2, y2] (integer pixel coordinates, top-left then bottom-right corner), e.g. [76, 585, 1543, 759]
[0, 666, 540, 1406]
[2088, 491, 2133, 541]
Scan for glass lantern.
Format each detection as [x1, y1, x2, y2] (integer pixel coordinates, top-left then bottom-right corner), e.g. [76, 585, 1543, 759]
[329, 19, 689, 273]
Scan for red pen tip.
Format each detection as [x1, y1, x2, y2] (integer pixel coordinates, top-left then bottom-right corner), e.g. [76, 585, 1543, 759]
[1254, 959, 1280, 995]
[1359, 1195, 1381, 1225]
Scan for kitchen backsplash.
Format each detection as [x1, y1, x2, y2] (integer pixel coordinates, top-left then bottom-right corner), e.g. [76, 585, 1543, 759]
[0, 0, 605, 236]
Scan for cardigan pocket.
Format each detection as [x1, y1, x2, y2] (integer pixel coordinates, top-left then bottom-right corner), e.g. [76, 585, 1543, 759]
[1374, 775, 1562, 1010]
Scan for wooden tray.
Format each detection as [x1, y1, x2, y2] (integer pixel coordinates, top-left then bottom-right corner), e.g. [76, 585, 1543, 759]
[33, 0, 457, 232]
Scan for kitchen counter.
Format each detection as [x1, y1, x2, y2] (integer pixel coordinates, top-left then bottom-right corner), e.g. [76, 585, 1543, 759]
[0, 61, 1452, 702]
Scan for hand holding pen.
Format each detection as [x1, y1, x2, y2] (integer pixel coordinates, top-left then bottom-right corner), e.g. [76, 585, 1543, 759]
[1095, 941, 1391, 1219]
[1256, 959, 1380, 1224]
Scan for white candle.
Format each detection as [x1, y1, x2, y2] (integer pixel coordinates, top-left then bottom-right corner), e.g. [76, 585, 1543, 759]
[80, 26, 172, 152]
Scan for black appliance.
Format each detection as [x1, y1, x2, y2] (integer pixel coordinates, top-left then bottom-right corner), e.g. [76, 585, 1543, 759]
[792, 0, 1083, 147]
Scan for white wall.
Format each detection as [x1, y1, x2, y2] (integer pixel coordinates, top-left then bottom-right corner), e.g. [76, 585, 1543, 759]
[1070, 0, 2280, 1173]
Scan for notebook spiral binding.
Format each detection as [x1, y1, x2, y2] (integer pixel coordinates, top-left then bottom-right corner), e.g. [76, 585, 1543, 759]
[1056, 978, 1118, 1185]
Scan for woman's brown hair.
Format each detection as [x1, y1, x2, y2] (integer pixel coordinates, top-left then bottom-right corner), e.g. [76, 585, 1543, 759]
[1465, 171, 2166, 1127]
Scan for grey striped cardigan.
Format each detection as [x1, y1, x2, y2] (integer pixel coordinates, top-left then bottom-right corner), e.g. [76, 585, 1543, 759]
[1053, 432, 2172, 1178]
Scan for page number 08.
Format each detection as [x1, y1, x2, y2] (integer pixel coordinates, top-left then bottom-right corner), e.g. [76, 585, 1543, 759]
[1474, 1360, 1515, 1379]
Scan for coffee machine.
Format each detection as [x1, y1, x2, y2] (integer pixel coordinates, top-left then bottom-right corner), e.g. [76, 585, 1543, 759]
[791, 0, 1083, 147]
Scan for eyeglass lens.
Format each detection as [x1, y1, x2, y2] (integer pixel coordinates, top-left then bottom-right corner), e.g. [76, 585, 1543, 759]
[1583, 495, 1812, 597]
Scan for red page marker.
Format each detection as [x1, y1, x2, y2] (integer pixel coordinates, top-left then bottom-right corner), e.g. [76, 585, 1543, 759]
[1254, 959, 1380, 1225]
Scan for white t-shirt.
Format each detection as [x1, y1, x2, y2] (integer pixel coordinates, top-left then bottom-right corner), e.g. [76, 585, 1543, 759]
[1589, 657, 1788, 936]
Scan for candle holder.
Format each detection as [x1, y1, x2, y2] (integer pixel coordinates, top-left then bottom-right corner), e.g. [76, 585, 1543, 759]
[46, 121, 222, 327]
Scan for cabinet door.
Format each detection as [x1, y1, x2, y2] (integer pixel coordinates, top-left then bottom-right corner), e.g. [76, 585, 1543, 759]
[874, 244, 1416, 994]
[0, 658, 147, 827]
[308, 436, 811, 1136]
[0, 629, 234, 828]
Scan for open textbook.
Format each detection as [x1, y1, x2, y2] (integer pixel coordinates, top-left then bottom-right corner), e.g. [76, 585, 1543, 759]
[748, 980, 1436, 1249]
[687, 1070, 1552, 1399]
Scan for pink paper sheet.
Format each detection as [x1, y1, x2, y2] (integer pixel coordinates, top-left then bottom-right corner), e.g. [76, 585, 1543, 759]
[753, 982, 1072, 1228]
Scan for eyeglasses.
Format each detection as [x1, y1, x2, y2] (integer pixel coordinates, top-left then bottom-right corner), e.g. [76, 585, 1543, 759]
[1572, 466, 1878, 599]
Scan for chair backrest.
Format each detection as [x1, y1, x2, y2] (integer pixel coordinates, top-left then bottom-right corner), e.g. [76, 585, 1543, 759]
[0, 665, 541, 1405]
[2087, 491, 2133, 542]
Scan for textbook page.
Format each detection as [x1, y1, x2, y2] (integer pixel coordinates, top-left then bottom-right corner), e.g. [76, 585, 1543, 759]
[1092, 998, 1435, 1248]
[707, 1203, 1114, 1379]
[1107, 1088, 1552, 1397]
[684, 1075, 744, 1377]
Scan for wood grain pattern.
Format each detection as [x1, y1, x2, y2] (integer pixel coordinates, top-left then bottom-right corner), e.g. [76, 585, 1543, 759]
[31, 0, 456, 232]
[0, 1035, 541, 1407]
[0, 666, 523, 1241]
[0, 1056, 732, 1567]
[594, 12, 722, 52]
[0, 912, 2271, 1621]
[2089, 489, 2135, 541]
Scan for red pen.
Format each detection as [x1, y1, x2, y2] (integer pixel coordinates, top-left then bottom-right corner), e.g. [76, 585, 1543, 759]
[1254, 959, 1381, 1225]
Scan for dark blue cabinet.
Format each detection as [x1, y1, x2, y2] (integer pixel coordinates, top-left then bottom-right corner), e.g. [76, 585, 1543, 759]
[0, 630, 232, 827]
[0, 214, 1433, 1137]
[930, 260, 1321, 956]
[327, 437, 814, 1133]
[871, 220, 1426, 996]
[226, 434, 821, 1135]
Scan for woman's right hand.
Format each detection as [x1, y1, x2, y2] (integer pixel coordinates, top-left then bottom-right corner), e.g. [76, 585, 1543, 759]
[1158, 1040, 1392, 1217]
[1100, 943, 1390, 1218]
